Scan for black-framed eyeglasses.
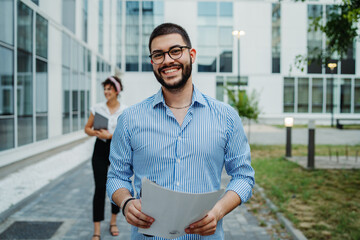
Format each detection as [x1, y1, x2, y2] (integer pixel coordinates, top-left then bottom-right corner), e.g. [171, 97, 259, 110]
[149, 46, 191, 64]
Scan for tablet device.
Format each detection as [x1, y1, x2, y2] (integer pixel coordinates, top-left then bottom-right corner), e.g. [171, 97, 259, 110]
[93, 112, 108, 130]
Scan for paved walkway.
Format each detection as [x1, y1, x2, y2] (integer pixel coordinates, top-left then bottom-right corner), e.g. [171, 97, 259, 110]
[0, 161, 272, 240]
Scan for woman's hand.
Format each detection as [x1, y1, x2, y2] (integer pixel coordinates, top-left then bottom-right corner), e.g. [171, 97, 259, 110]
[95, 129, 112, 139]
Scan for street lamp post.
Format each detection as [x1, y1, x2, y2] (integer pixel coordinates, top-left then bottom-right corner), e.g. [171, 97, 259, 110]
[232, 30, 245, 90]
[327, 62, 337, 127]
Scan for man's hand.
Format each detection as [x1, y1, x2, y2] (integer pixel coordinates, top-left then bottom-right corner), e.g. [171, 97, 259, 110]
[184, 209, 219, 236]
[184, 190, 242, 236]
[123, 199, 155, 229]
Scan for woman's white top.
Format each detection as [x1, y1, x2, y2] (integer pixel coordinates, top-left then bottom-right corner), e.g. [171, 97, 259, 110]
[90, 102, 127, 135]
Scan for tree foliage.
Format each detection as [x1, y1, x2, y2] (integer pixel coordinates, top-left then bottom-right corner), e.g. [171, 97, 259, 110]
[225, 88, 260, 122]
[288, 0, 360, 71]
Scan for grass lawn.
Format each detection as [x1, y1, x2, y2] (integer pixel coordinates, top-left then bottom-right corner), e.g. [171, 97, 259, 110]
[250, 144, 360, 240]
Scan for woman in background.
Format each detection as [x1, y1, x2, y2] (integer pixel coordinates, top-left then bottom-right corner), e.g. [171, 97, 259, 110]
[85, 76, 126, 240]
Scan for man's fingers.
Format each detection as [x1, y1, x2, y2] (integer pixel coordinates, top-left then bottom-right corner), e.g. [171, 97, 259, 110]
[125, 200, 154, 228]
[189, 214, 214, 228]
[185, 214, 217, 235]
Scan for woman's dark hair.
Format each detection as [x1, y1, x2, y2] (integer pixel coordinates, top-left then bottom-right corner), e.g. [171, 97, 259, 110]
[148, 23, 192, 52]
[101, 76, 123, 92]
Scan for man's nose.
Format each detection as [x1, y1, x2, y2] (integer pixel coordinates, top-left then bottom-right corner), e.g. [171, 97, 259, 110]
[163, 52, 174, 64]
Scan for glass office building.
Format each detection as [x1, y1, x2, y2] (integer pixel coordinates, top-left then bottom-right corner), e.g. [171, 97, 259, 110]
[0, 0, 359, 162]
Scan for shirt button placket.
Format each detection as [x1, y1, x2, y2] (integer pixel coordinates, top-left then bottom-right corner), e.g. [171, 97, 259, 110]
[174, 133, 182, 190]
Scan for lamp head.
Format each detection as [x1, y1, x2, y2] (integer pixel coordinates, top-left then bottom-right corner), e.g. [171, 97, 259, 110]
[284, 117, 294, 127]
[327, 62, 337, 71]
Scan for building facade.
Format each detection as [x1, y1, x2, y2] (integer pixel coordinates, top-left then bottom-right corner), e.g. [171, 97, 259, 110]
[0, 0, 359, 164]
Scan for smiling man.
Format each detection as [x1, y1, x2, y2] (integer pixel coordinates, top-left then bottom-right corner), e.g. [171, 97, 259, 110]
[107, 23, 255, 240]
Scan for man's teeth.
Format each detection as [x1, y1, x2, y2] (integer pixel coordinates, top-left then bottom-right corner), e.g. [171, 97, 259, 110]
[164, 69, 177, 73]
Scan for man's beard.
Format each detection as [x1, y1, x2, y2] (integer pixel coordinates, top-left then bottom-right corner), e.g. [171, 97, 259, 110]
[153, 58, 192, 92]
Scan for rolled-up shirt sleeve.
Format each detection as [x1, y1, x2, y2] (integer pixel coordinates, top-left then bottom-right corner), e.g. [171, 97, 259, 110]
[224, 108, 255, 204]
[107, 110, 134, 202]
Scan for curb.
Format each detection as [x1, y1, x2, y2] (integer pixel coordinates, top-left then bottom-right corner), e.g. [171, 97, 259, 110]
[254, 184, 308, 240]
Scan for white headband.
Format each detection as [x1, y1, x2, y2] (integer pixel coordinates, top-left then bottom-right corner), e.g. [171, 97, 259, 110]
[108, 77, 121, 93]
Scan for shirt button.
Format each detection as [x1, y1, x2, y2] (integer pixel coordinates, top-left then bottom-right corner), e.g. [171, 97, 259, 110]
[178, 136, 181, 141]
[176, 182, 180, 186]
[176, 159, 180, 163]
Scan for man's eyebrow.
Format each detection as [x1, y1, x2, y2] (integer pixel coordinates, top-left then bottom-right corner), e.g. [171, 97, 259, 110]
[151, 44, 182, 53]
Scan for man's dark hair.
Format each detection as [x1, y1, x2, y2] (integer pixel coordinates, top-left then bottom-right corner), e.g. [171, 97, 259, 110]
[148, 23, 192, 52]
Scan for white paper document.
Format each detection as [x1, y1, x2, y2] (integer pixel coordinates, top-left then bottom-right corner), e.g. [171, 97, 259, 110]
[138, 178, 225, 239]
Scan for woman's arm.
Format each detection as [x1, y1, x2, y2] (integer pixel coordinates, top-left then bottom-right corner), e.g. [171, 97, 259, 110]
[85, 113, 112, 139]
[84, 113, 99, 136]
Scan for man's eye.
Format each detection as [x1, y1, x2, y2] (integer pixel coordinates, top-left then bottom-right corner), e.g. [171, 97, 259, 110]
[152, 53, 163, 59]
[170, 49, 181, 55]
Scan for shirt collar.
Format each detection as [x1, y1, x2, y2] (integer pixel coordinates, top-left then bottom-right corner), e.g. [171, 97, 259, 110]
[152, 85, 207, 109]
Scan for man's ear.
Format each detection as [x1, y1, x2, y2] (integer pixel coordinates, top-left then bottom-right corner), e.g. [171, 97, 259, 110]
[151, 59, 154, 64]
[190, 48, 196, 64]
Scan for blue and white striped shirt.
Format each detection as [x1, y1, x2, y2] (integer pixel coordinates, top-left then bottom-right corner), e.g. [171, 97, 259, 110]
[107, 86, 255, 240]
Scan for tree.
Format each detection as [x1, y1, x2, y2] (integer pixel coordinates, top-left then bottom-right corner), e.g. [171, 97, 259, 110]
[225, 88, 261, 142]
[289, 0, 360, 71]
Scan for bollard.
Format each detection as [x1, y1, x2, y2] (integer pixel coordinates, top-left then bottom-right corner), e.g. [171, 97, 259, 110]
[286, 127, 292, 157]
[284, 117, 294, 157]
[307, 120, 315, 169]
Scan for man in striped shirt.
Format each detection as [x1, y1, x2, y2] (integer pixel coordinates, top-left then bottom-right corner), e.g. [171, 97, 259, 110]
[107, 23, 255, 240]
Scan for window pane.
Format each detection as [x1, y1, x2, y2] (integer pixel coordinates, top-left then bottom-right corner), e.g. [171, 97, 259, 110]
[216, 77, 224, 101]
[80, 74, 86, 127]
[326, 78, 335, 113]
[62, 33, 71, 67]
[17, 50, 33, 146]
[284, 77, 295, 112]
[36, 60, 48, 141]
[298, 78, 309, 112]
[355, 79, 360, 113]
[340, 78, 351, 113]
[36, 60, 47, 113]
[0, 118, 15, 151]
[0, 0, 14, 45]
[219, 2, 232, 17]
[198, 26, 217, 46]
[83, 0, 88, 42]
[312, 78, 323, 113]
[126, 1, 139, 71]
[307, 5, 322, 74]
[197, 27, 217, 72]
[219, 49, 232, 73]
[62, 0, 76, 33]
[0, 47, 14, 115]
[142, 1, 164, 72]
[341, 44, 355, 74]
[36, 14, 48, 58]
[62, 67, 70, 134]
[198, 56, 216, 72]
[272, 3, 281, 73]
[0, 46, 14, 151]
[198, 2, 217, 25]
[116, 0, 122, 69]
[98, 0, 103, 54]
[72, 71, 79, 131]
[18, 1, 33, 53]
[198, 2, 216, 16]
